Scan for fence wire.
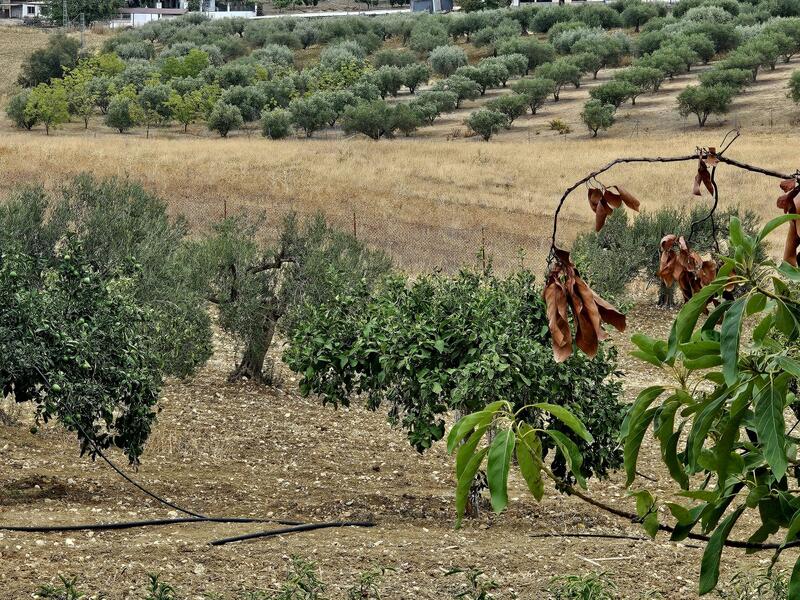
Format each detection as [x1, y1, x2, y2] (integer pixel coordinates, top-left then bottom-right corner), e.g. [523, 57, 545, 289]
[183, 197, 552, 276]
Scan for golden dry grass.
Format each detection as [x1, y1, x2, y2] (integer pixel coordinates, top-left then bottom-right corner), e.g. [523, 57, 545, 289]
[0, 129, 795, 271]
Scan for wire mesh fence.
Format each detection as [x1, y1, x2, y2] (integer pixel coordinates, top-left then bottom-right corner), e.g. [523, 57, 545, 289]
[184, 196, 552, 276]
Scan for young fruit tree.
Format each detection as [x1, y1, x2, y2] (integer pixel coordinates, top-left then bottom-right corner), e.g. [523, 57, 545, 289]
[0, 175, 212, 462]
[450, 132, 800, 596]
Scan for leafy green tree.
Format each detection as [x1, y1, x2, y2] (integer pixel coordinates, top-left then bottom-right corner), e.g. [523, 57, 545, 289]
[43, 0, 121, 25]
[24, 82, 69, 136]
[138, 83, 172, 138]
[5, 90, 37, 130]
[681, 33, 717, 64]
[372, 48, 417, 68]
[416, 89, 459, 114]
[580, 99, 615, 137]
[511, 77, 554, 114]
[401, 63, 431, 95]
[408, 99, 440, 126]
[17, 33, 79, 87]
[166, 85, 219, 133]
[105, 88, 141, 133]
[207, 101, 243, 138]
[589, 80, 637, 109]
[408, 19, 449, 53]
[466, 108, 508, 141]
[497, 37, 555, 75]
[62, 65, 97, 129]
[699, 67, 752, 92]
[534, 59, 582, 100]
[790, 70, 800, 104]
[742, 34, 782, 71]
[289, 94, 334, 138]
[676, 84, 735, 127]
[720, 49, 763, 81]
[486, 93, 528, 128]
[571, 34, 626, 79]
[431, 75, 479, 108]
[640, 48, 687, 79]
[392, 103, 422, 137]
[372, 65, 405, 99]
[160, 48, 210, 79]
[261, 108, 293, 139]
[615, 65, 665, 98]
[429, 45, 468, 77]
[621, 0, 659, 32]
[341, 100, 396, 141]
[285, 267, 624, 479]
[0, 175, 212, 462]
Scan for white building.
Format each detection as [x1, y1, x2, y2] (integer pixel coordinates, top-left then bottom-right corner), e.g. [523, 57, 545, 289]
[0, 1, 45, 19]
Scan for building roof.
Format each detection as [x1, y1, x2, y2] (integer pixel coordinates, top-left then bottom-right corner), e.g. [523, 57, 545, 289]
[119, 7, 187, 14]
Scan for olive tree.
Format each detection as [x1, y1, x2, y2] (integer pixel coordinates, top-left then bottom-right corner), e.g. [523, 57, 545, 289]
[5, 90, 37, 130]
[466, 108, 508, 141]
[580, 99, 615, 137]
[486, 93, 528, 127]
[207, 101, 243, 137]
[429, 45, 468, 77]
[534, 59, 582, 100]
[511, 77, 554, 114]
[190, 214, 391, 383]
[589, 80, 637, 109]
[676, 84, 735, 127]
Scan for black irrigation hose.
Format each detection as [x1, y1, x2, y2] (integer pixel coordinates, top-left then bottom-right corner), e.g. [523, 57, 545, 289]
[0, 516, 305, 533]
[209, 521, 377, 546]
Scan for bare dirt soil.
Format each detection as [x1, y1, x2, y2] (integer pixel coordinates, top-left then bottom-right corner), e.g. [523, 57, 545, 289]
[0, 302, 792, 600]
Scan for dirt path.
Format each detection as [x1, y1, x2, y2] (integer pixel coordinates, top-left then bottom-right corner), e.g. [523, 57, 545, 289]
[0, 307, 792, 599]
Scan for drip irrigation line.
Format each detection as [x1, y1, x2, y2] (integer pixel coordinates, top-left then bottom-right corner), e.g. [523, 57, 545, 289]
[527, 532, 701, 549]
[0, 516, 304, 533]
[209, 521, 376, 546]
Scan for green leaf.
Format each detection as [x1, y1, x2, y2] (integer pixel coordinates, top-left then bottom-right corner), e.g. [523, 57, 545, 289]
[745, 293, 767, 316]
[687, 386, 731, 472]
[455, 447, 489, 527]
[684, 355, 724, 370]
[754, 376, 789, 480]
[699, 505, 746, 595]
[447, 401, 507, 453]
[516, 424, 544, 501]
[729, 217, 744, 248]
[789, 554, 800, 600]
[715, 390, 750, 488]
[784, 508, 800, 546]
[777, 356, 800, 379]
[778, 261, 800, 282]
[721, 296, 747, 385]
[680, 341, 721, 359]
[545, 429, 587, 489]
[667, 282, 725, 360]
[456, 425, 489, 479]
[532, 402, 593, 443]
[631, 333, 659, 354]
[631, 349, 663, 368]
[633, 490, 659, 539]
[622, 386, 665, 486]
[434, 339, 445, 353]
[753, 313, 774, 345]
[486, 429, 515, 514]
[758, 213, 800, 242]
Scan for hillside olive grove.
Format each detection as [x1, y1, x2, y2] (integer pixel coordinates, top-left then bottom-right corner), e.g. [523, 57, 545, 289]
[9, 0, 800, 140]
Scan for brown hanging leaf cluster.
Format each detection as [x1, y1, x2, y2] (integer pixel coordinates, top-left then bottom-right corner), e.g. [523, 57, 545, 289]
[777, 178, 800, 266]
[543, 248, 626, 362]
[587, 185, 641, 231]
[658, 235, 717, 301]
[693, 147, 718, 196]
